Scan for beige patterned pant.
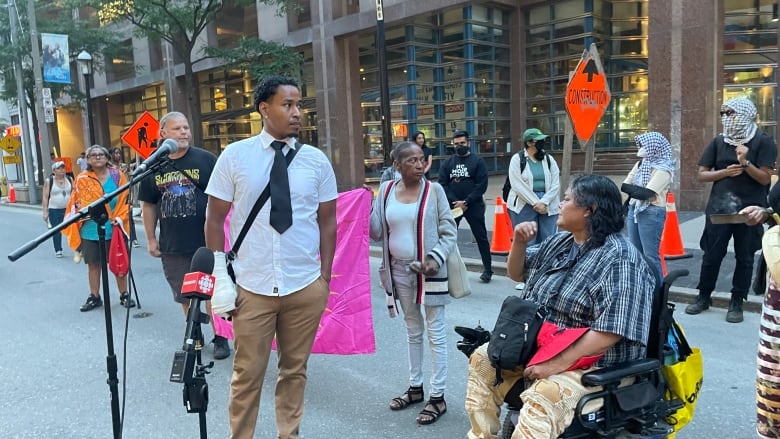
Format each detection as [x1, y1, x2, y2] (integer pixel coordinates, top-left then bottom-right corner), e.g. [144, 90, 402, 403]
[465, 344, 599, 439]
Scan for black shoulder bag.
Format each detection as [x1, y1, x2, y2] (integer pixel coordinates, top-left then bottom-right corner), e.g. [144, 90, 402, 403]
[226, 141, 301, 281]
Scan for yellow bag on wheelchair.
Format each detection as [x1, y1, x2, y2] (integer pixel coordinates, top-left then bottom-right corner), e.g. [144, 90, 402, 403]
[661, 318, 703, 436]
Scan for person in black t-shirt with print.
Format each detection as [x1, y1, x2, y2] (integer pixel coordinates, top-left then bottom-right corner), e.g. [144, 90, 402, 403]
[438, 129, 492, 283]
[137, 111, 230, 359]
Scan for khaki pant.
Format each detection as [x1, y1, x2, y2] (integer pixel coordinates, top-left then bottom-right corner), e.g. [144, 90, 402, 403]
[228, 278, 329, 439]
[465, 344, 597, 439]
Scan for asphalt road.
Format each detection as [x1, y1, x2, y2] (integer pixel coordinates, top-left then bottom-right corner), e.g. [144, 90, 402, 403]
[0, 204, 761, 438]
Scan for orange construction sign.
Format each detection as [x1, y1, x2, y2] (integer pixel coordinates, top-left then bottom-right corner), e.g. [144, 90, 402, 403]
[564, 44, 611, 145]
[121, 111, 159, 159]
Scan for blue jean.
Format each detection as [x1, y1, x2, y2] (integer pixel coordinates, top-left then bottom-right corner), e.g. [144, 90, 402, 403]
[509, 199, 558, 246]
[391, 258, 448, 397]
[626, 204, 666, 288]
[48, 208, 65, 252]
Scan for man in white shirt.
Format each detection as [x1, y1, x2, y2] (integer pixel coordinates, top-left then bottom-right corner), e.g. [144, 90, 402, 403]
[76, 152, 88, 173]
[204, 76, 337, 439]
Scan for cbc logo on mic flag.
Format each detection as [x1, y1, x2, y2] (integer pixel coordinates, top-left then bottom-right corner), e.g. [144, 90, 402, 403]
[199, 275, 215, 294]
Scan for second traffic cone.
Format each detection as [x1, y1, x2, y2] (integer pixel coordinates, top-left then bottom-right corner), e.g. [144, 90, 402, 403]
[490, 197, 513, 255]
[7, 183, 16, 203]
[659, 191, 691, 275]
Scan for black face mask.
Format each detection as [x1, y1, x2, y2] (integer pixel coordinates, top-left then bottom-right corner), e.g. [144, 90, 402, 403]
[534, 149, 545, 161]
[456, 146, 470, 156]
[534, 140, 545, 151]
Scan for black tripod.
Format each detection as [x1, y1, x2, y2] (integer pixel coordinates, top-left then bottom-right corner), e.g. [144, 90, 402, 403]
[8, 159, 171, 439]
[170, 295, 213, 438]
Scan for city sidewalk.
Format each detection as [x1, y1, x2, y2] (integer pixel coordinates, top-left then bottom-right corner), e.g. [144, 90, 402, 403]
[367, 175, 761, 314]
[3, 176, 761, 313]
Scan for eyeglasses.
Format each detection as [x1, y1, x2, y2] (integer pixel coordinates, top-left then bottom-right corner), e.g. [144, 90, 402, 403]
[88, 153, 106, 158]
[720, 109, 736, 117]
[401, 156, 425, 165]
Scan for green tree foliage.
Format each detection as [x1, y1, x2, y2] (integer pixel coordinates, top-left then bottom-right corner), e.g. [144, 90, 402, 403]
[0, 2, 124, 106]
[0, 1, 123, 175]
[205, 37, 303, 83]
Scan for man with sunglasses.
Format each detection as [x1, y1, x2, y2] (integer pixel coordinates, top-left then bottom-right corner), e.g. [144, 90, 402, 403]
[438, 129, 493, 282]
[686, 97, 777, 323]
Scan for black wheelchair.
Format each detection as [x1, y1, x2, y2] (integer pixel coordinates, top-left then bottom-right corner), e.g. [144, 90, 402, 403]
[456, 269, 690, 439]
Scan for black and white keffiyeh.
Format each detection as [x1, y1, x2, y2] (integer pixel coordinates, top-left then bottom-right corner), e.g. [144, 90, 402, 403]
[630, 132, 675, 214]
[721, 97, 758, 147]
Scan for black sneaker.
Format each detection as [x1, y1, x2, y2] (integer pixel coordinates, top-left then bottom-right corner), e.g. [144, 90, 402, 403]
[119, 292, 136, 309]
[80, 295, 103, 312]
[726, 297, 744, 323]
[684, 296, 710, 315]
[480, 271, 493, 283]
[213, 336, 231, 360]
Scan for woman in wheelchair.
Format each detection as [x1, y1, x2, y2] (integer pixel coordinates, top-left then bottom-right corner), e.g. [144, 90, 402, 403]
[465, 174, 657, 439]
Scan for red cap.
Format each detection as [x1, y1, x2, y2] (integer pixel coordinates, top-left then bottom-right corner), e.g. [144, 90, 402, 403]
[527, 322, 603, 370]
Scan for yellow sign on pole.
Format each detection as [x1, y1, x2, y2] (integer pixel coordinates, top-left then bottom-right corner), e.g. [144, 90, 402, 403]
[3, 155, 22, 164]
[0, 136, 22, 154]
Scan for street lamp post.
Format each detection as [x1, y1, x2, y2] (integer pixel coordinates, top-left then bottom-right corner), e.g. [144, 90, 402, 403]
[77, 50, 96, 145]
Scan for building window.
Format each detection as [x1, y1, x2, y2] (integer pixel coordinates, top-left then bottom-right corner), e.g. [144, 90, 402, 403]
[525, 0, 649, 150]
[723, 0, 777, 138]
[196, 46, 316, 153]
[106, 38, 135, 83]
[333, 0, 359, 19]
[288, 0, 311, 31]
[215, 0, 258, 48]
[359, 5, 511, 180]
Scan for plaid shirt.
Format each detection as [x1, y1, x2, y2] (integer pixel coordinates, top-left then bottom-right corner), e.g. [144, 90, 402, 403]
[523, 232, 655, 366]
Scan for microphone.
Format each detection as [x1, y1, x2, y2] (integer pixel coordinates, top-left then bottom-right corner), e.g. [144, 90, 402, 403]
[180, 247, 215, 301]
[170, 247, 215, 385]
[132, 138, 179, 176]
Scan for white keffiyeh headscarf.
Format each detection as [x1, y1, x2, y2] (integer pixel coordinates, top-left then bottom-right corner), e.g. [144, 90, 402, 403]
[721, 97, 758, 147]
[630, 132, 675, 215]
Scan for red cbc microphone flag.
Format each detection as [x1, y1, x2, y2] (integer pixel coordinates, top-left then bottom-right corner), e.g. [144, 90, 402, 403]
[181, 272, 216, 300]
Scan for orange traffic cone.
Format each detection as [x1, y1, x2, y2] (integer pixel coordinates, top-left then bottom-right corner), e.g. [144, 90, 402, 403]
[7, 183, 16, 203]
[490, 197, 513, 255]
[659, 191, 691, 275]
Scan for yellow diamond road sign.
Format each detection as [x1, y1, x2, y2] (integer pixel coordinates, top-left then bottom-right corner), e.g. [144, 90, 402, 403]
[0, 136, 21, 154]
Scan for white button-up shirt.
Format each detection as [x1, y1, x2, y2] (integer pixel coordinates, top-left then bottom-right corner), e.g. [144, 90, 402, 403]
[206, 131, 338, 296]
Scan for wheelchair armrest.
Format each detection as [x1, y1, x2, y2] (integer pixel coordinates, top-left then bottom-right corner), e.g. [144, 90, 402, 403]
[581, 358, 660, 387]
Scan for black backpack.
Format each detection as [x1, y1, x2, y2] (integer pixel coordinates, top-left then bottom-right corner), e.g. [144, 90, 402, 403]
[487, 295, 548, 385]
[501, 154, 552, 203]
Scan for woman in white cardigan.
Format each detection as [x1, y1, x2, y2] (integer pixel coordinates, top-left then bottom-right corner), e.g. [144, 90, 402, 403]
[370, 141, 457, 426]
[507, 128, 561, 247]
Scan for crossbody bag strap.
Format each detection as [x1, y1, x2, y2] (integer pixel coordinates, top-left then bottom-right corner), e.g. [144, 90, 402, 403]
[227, 141, 301, 261]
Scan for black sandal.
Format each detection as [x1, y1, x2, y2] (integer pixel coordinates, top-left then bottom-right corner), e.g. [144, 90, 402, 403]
[389, 385, 424, 411]
[416, 395, 447, 425]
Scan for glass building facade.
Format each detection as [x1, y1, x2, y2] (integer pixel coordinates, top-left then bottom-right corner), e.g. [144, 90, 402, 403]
[359, 5, 512, 180]
[60, 0, 779, 210]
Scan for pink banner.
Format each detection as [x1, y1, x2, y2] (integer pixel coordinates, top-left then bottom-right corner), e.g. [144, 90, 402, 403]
[310, 188, 375, 354]
[220, 189, 376, 355]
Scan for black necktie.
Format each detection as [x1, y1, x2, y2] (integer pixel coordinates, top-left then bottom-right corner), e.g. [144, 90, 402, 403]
[269, 140, 293, 234]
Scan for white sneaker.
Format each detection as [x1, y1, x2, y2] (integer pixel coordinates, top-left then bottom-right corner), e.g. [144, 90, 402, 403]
[515, 282, 526, 290]
[73, 251, 82, 264]
[55, 251, 63, 258]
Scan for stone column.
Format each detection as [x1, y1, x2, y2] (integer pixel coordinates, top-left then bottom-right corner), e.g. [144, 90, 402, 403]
[311, 0, 365, 191]
[649, 0, 722, 211]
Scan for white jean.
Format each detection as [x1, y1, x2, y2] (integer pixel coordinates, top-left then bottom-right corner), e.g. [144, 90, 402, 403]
[390, 258, 448, 397]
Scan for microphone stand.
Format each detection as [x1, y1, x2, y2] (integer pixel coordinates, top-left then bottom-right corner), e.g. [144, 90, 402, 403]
[8, 157, 172, 439]
[170, 296, 213, 439]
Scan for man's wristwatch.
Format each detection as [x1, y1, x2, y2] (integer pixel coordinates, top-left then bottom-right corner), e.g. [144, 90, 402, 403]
[743, 160, 751, 168]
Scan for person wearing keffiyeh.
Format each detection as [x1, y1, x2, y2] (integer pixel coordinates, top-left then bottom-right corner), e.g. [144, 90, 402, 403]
[621, 132, 674, 287]
[686, 97, 777, 324]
